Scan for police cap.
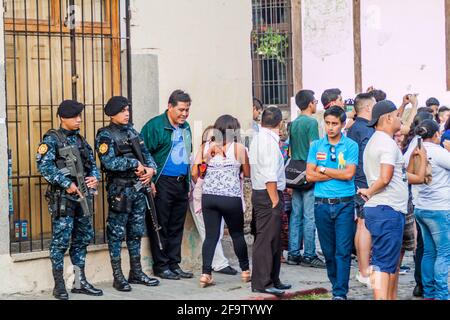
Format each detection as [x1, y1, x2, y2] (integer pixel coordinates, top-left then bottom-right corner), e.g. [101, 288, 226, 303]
[57, 100, 85, 118]
[105, 96, 130, 116]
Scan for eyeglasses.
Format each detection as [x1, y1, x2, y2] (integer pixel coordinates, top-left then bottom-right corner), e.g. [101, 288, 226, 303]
[330, 146, 337, 162]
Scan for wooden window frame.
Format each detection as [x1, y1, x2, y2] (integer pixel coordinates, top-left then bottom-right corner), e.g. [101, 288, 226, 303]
[353, 0, 362, 94]
[251, 0, 293, 109]
[4, 0, 113, 35]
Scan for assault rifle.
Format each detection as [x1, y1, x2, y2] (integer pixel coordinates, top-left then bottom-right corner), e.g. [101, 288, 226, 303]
[130, 136, 163, 251]
[59, 145, 93, 217]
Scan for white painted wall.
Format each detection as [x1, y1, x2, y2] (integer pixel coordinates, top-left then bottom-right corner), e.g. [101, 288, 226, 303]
[361, 0, 449, 106]
[1, 0, 252, 295]
[129, 0, 254, 145]
[301, 0, 356, 109]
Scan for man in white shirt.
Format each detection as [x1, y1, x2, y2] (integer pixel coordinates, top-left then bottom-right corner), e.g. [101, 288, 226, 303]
[249, 107, 291, 296]
[358, 100, 426, 300]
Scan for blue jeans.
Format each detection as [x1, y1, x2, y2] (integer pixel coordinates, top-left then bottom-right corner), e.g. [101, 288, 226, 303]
[315, 200, 355, 299]
[288, 188, 316, 259]
[415, 208, 450, 300]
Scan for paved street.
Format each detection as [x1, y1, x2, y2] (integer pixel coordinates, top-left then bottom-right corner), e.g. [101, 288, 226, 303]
[2, 248, 423, 301]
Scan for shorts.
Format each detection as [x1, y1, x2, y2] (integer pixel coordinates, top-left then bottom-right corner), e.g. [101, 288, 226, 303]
[402, 203, 415, 251]
[364, 205, 405, 274]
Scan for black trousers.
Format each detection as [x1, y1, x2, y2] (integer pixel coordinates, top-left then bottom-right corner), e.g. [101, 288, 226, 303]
[251, 189, 283, 291]
[202, 194, 249, 275]
[147, 175, 189, 273]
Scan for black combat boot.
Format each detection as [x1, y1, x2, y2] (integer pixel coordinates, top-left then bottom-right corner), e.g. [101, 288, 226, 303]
[52, 268, 69, 300]
[111, 258, 132, 292]
[71, 266, 103, 296]
[128, 255, 160, 286]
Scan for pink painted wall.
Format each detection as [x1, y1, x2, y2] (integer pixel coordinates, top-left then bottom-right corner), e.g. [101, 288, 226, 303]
[361, 0, 449, 106]
[300, 0, 449, 108]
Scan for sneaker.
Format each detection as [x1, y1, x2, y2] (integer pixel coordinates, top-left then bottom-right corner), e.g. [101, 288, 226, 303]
[355, 272, 372, 289]
[300, 256, 326, 269]
[286, 255, 302, 265]
[399, 265, 411, 275]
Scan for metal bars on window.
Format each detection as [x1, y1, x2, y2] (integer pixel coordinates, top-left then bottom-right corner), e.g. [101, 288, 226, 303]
[251, 0, 293, 110]
[4, 0, 131, 254]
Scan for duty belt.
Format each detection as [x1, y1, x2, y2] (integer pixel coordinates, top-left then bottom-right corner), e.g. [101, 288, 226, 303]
[108, 177, 136, 187]
[315, 196, 354, 205]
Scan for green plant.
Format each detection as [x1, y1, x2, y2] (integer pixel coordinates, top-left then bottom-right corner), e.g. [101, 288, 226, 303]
[254, 28, 289, 64]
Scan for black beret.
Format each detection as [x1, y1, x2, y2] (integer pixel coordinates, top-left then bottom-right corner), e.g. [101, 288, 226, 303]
[57, 100, 84, 118]
[105, 96, 130, 116]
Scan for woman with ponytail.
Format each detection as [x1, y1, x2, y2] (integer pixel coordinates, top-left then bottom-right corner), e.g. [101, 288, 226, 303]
[413, 119, 450, 300]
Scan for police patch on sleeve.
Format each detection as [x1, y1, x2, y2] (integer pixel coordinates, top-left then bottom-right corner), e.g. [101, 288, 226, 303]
[38, 143, 49, 155]
[99, 143, 109, 155]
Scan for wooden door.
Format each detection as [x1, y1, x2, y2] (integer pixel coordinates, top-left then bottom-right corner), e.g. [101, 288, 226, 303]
[5, 0, 125, 253]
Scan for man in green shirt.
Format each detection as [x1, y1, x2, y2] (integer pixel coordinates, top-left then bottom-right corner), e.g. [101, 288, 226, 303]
[287, 90, 325, 268]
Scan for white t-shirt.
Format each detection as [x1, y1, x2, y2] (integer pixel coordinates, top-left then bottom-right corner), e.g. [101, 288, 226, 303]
[413, 142, 450, 210]
[363, 131, 409, 214]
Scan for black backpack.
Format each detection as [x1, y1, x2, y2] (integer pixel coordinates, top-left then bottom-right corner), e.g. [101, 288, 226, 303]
[284, 158, 314, 191]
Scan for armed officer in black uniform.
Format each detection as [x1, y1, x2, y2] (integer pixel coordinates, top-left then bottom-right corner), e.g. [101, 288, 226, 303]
[36, 100, 103, 300]
[96, 96, 160, 291]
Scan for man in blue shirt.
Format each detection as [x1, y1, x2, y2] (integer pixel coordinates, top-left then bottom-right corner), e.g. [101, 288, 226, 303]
[306, 106, 358, 300]
[346, 93, 376, 287]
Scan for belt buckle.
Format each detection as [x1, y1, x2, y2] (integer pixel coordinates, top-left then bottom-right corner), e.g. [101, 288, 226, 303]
[176, 176, 184, 182]
[328, 198, 337, 205]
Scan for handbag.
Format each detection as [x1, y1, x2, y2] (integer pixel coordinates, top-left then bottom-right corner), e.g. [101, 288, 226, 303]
[284, 158, 314, 191]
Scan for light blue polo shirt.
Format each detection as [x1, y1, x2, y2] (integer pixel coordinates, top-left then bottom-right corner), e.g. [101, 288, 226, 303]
[307, 135, 359, 198]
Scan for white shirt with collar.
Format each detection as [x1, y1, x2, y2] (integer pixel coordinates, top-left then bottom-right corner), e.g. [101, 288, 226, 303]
[249, 127, 286, 191]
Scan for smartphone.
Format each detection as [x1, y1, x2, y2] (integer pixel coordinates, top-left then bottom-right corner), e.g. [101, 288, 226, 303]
[417, 137, 423, 149]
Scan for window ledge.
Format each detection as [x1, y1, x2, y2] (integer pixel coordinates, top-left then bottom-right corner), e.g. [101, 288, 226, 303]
[11, 243, 113, 263]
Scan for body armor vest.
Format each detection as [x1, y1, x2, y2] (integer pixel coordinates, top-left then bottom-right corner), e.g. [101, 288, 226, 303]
[100, 124, 139, 180]
[44, 129, 92, 184]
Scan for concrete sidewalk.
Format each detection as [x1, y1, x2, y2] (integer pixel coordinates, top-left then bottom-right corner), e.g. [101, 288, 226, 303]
[3, 250, 421, 300]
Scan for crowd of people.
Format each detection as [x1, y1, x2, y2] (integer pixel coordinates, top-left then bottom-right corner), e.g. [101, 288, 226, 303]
[187, 87, 449, 300]
[37, 87, 449, 300]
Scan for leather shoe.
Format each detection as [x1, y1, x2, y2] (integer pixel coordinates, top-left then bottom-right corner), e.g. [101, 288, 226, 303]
[252, 287, 285, 296]
[155, 269, 180, 280]
[215, 266, 238, 275]
[274, 281, 292, 290]
[413, 284, 423, 297]
[171, 268, 194, 279]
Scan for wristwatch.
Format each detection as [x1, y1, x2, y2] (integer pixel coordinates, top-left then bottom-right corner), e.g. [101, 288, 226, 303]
[319, 166, 327, 174]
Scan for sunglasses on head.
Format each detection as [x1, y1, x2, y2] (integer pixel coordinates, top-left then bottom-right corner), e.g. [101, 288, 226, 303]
[330, 146, 337, 162]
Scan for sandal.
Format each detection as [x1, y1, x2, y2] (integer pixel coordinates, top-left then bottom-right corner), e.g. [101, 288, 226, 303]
[241, 270, 251, 283]
[199, 274, 215, 288]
